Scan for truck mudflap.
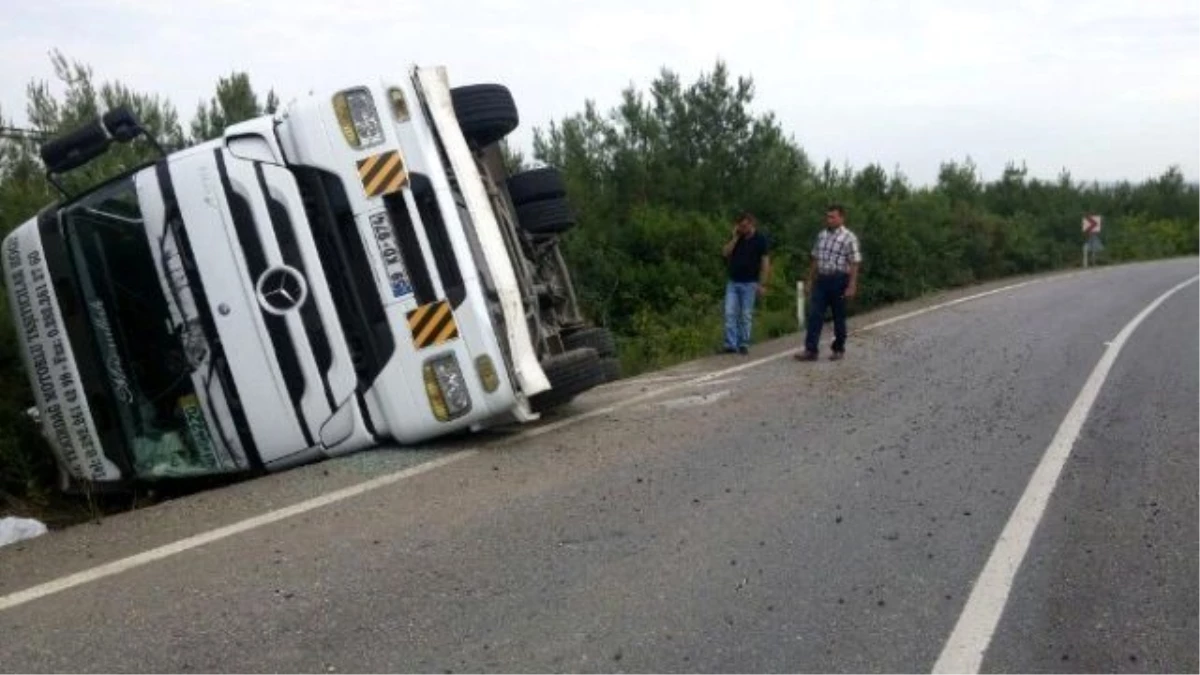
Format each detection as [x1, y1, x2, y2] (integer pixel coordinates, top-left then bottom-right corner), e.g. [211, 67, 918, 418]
[413, 66, 550, 412]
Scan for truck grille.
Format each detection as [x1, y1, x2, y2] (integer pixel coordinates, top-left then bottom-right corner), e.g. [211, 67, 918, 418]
[290, 166, 396, 398]
[215, 150, 314, 448]
[256, 165, 336, 412]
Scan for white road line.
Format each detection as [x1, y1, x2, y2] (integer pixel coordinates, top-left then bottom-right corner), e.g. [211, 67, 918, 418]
[688, 376, 744, 388]
[0, 274, 1060, 613]
[620, 373, 697, 385]
[932, 275, 1199, 674]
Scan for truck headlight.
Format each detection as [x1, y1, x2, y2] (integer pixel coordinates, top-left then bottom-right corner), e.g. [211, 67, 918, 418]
[423, 353, 472, 421]
[332, 88, 385, 149]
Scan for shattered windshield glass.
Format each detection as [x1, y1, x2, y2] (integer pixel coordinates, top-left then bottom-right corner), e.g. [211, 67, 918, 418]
[61, 177, 223, 478]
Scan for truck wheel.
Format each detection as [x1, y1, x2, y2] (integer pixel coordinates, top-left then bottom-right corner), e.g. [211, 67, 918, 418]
[516, 197, 575, 236]
[506, 167, 566, 205]
[530, 348, 605, 412]
[562, 326, 616, 357]
[450, 84, 519, 149]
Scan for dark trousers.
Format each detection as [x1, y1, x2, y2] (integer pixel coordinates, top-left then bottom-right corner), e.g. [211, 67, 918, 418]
[805, 273, 849, 354]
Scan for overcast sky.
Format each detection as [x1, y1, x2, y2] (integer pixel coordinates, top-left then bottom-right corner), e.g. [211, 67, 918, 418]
[3, 0, 1197, 186]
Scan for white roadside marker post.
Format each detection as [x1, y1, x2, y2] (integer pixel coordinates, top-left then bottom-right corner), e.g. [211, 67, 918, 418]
[796, 281, 806, 329]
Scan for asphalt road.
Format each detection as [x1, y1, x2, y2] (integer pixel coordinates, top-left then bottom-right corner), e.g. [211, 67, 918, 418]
[0, 259, 1196, 673]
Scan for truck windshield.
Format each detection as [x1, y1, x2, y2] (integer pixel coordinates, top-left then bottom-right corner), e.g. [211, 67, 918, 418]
[61, 176, 222, 478]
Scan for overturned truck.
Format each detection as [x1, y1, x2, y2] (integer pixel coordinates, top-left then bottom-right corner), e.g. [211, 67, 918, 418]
[2, 66, 618, 489]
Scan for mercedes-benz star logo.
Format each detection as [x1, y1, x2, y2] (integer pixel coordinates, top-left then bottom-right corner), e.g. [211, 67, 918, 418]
[256, 265, 308, 315]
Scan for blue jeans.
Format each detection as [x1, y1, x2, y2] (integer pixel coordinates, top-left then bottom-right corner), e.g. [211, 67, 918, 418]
[805, 273, 849, 354]
[724, 281, 758, 349]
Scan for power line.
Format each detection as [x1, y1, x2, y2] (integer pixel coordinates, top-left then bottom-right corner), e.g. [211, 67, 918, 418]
[0, 126, 47, 142]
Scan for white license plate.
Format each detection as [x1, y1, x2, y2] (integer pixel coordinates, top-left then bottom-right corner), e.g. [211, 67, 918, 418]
[369, 211, 413, 299]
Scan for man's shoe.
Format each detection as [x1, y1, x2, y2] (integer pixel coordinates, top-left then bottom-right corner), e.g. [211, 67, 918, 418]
[738, 346, 749, 355]
[718, 346, 738, 354]
[830, 351, 844, 361]
[794, 351, 818, 362]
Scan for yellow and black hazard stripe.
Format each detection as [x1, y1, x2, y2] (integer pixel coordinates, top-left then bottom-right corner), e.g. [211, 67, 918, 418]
[407, 300, 459, 349]
[356, 149, 408, 198]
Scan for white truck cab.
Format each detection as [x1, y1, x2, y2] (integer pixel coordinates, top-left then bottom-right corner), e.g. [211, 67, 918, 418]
[2, 66, 618, 488]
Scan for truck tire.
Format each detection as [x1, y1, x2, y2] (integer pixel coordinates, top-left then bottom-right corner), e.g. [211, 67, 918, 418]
[562, 326, 616, 357]
[516, 197, 575, 236]
[506, 167, 566, 206]
[530, 348, 605, 412]
[450, 84, 518, 149]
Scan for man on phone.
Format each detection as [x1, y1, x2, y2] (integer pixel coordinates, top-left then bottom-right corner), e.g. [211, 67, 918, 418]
[720, 211, 771, 355]
[796, 203, 861, 361]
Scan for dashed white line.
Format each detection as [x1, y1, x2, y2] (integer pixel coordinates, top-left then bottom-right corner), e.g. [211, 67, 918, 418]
[0, 274, 1060, 613]
[932, 274, 1198, 674]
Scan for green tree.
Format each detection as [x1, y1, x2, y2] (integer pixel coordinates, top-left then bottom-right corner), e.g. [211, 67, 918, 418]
[499, 139, 527, 175]
[15, 51, 185, 199]
[190, 72, 275, 142]
[533, 61, 817, 340]
[935, 158, 982, 206]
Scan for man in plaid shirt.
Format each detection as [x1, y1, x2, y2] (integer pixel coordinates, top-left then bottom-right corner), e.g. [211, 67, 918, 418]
[796, 204, 861, 361]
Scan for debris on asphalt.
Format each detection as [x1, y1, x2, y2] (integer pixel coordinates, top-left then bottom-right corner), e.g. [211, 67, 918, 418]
[0, 516, 48, 548]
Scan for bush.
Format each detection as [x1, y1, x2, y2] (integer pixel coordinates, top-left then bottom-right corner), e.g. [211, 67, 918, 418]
[0, 401, 60, 512]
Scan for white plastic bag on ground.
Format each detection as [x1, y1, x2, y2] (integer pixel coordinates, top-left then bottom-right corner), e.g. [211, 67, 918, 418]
[0, 516, 49, 548]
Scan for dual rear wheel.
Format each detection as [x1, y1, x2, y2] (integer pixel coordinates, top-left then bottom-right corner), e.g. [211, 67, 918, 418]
[450, 85, 575, 236]
[450, 84, 615, 412]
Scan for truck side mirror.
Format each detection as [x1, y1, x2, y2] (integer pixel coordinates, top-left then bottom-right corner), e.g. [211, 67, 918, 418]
[102, 107, 141, 143]
[39, 118, 111, 175]
[38, 107, 167, 198]
[105, 106, 168, 157]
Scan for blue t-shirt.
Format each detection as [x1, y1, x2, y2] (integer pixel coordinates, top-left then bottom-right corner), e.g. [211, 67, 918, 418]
[728, 231, 769, 283]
